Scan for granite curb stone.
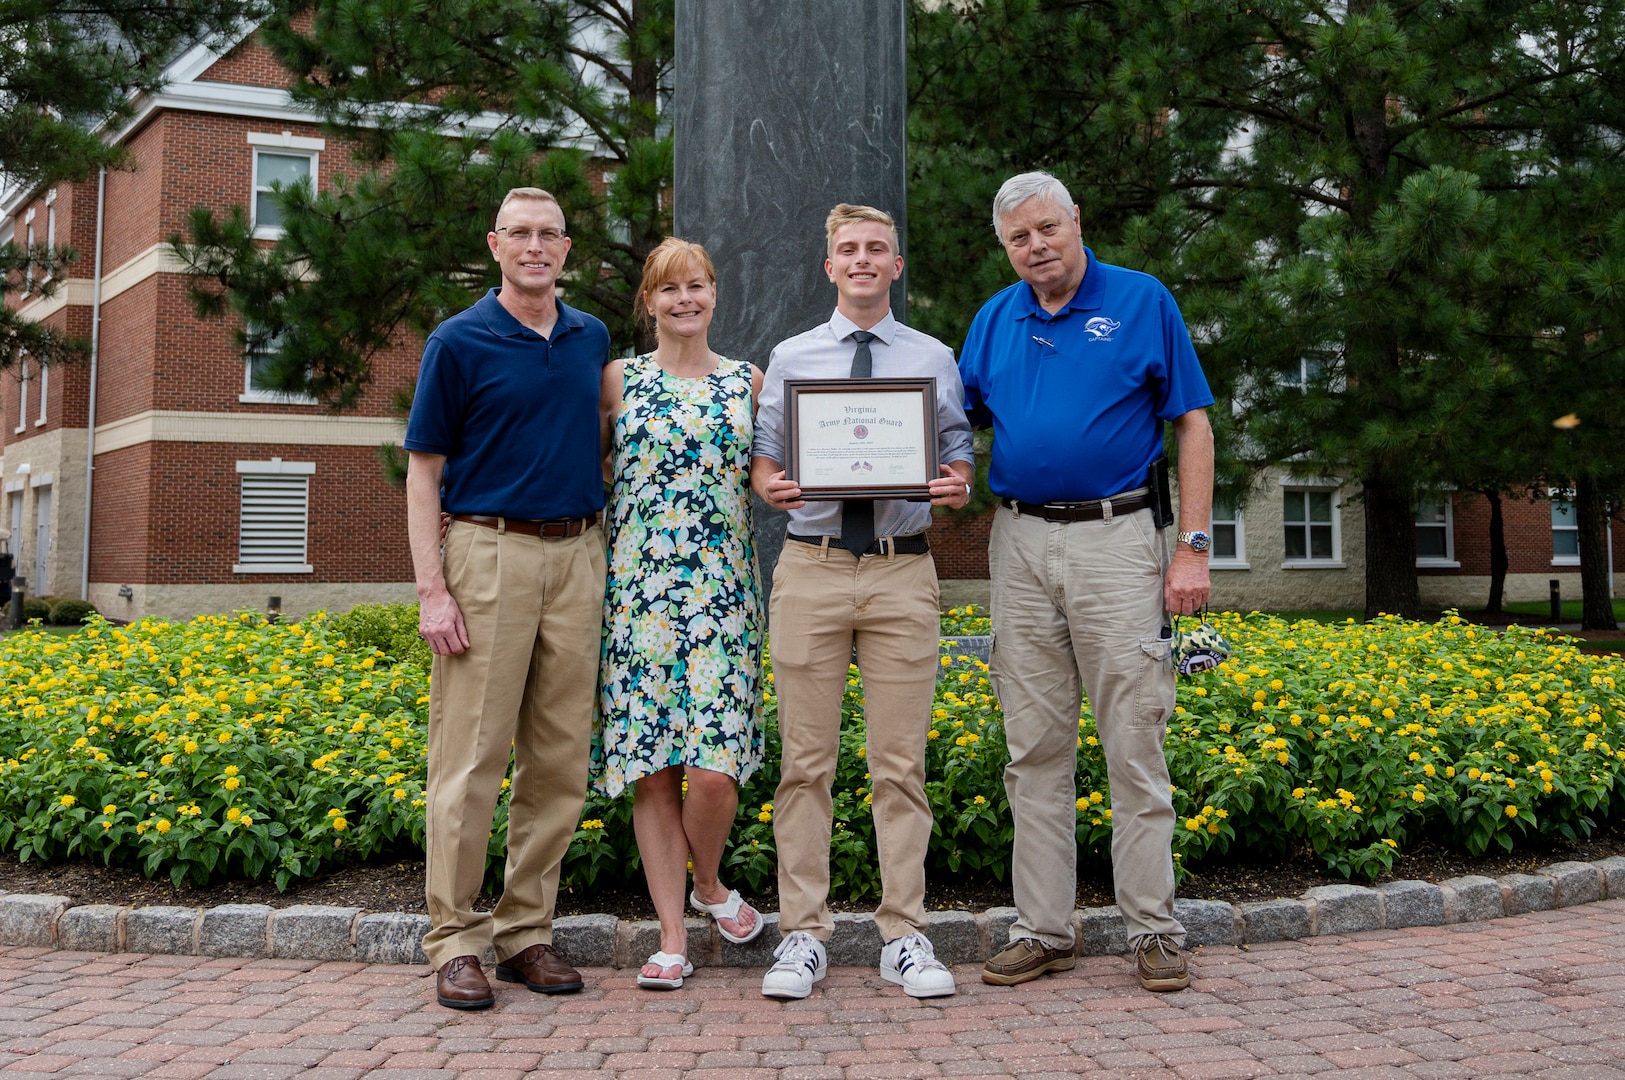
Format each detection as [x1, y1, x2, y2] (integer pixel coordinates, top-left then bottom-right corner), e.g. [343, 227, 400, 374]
[199, 903, 275, 957]
[6, 855, 1625, 966]
[1598, 855, 1625, 898]
[1238, 898, 1312, 943]
[56, 904, 125, 953]
[1440, 874, 1504, 922]
[0, 893, 68, 947]
[1500, 871, 1557, 915]
[1304, 882, 1383, 936]
[124, 905, 198, 955]
[268, 905, 360, 961]
[1542, 860, 1603, 907]
[1377, 879, 1445, 928]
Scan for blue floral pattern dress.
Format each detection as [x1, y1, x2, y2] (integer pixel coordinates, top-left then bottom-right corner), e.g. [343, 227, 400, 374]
[592, 354, 764, 798]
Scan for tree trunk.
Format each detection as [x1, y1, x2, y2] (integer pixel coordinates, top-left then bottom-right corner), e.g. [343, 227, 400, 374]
[1483, 489, 1507, 614]
[1363, 466, 1421, 620]
[1574, 474, 1618, 630]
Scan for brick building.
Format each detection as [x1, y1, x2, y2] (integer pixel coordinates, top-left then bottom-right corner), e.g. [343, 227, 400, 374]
[3, 31, 419, 622]
[928, 469, 1625, 613]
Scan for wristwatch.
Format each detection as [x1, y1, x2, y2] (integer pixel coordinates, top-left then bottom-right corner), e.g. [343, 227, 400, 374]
[1176, 530, 1211, 553]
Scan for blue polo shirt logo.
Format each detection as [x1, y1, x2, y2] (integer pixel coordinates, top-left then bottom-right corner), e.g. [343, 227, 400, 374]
[1084, 316, 1121, 341]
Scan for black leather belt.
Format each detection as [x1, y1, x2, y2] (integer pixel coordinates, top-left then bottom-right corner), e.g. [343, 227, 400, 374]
[1003, 492, 1153, 523]
[452, 514, 591, 538]
[787, 532, 930, 556]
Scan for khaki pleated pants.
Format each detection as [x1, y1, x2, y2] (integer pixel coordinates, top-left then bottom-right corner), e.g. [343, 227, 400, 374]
[988, 505, 1185, 950]
[421, 519, 606, 969]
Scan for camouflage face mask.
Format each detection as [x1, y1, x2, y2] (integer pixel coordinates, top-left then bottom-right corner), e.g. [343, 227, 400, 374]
[1171, 611, 1231, 675]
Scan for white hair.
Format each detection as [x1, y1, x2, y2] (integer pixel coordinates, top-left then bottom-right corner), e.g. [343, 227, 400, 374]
[992, 171, 1075, 243]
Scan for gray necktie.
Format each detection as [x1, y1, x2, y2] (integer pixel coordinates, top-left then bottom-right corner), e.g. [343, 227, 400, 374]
[841, 330, 878, 555]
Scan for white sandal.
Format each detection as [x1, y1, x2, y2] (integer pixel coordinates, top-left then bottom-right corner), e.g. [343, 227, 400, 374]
[636, 950, 693, 990]
[689, 888, 765, 944]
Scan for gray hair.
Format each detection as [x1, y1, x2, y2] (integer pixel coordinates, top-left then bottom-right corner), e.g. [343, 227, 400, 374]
[495, 186, 562, 226]
[991, 172, 1074, 243]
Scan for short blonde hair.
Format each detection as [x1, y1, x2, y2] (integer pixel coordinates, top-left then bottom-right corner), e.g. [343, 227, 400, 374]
[634, 237, 717, 327]
[824, 203, 899, 257]
[495, 186, 562, 228]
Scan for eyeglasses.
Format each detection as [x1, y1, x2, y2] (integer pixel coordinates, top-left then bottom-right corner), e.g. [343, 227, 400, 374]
[496, 226, 567, 245]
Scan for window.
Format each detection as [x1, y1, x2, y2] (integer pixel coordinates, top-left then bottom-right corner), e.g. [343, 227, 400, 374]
[1210, 494, 1247, 568]
[1552, 499, 1580, 566]
[242, 326, 317, 404]
[15, 359, 28, 432]
[35, 362, 46, 426]
[1282, 487, 1341, 564]
[21, 215, 34, 296]
[42, 190, 55, 283]
[247, 132, 324, 237]
[1415, 494, 1456, 567]
[234, 459, 315, 573]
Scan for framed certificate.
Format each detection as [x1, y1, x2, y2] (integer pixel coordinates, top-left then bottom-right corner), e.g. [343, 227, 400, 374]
[784, 377, 939, 500]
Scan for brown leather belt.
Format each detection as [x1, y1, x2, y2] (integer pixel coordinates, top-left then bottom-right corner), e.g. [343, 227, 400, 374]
[1003, 492, 1154, 523]
[452, 514, 591, 538]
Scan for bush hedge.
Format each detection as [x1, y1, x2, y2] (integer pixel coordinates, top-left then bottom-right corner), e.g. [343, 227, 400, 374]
[1, 609, 1622, 895]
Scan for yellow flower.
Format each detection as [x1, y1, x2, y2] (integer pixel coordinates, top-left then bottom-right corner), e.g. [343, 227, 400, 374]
[155, 819, 172, 833]
[103, 804, 117, 815]
[183, 740, 198, 754]
[240, 816, 253, 827]
[224, 765, 239, 777]
[394, 789, 407, 799]
[974, 795, 986, 805]
[224, 777, 240, 791]
[1505, 805, 1518, 818]
[226, 808, 241, 821]
[1412, 790, 1426, 803]
[59, 795, 76, 807]
[332, 817, 348, 831]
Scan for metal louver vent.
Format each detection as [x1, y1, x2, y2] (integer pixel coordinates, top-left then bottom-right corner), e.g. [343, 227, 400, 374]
[238, 474, 309, 566]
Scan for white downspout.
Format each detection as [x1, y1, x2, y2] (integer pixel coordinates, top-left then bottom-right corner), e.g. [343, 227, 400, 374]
[79, 168, 106, 601]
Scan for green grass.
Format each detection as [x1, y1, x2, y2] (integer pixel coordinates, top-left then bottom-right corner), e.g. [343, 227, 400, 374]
[0, 624, 81, 639]
[1497, 598, 1625, 622]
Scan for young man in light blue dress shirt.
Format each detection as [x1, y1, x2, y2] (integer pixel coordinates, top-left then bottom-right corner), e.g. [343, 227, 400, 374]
[751, 204, 974, 1000]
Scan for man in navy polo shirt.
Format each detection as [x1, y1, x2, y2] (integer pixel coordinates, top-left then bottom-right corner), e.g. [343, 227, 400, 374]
[962, 172, 1215, 993]
[404, 187, 611, 1009]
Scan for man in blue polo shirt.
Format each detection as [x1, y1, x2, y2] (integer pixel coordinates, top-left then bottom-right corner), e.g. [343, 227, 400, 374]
[404, 187, 611, 1009]
[962, 171, 1215, 993]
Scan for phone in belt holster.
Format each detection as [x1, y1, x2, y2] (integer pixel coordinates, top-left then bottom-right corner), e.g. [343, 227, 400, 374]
[1147, 456, 1175, 529]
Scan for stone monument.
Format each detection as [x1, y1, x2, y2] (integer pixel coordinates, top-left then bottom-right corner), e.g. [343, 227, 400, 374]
[673, 0, 908, 600]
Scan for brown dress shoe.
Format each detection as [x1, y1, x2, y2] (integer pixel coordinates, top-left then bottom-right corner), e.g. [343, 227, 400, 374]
[435, 955, 494, 1009]
[982, 937, 1077, 986]
[1135, 934, 1191, 992]
[495, 943, 584, 994]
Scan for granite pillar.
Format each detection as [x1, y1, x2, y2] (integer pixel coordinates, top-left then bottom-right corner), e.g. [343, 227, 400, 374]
[673, 0, 908, 600]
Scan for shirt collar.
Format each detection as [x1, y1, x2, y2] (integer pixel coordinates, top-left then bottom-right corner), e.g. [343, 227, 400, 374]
[828, 307, 899, 346]
[478, 287, 585, 338]
[1014, 247, 1103, 320]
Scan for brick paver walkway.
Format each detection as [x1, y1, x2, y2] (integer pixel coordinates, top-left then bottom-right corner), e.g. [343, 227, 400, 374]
[3, 899, 1623, 1079]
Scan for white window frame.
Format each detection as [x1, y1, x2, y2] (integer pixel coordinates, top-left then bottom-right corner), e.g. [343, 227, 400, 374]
[1414, 492, 1458, 568]
[42, 190, 55, 284]
[248, 132, 324, 239]
[1279, 478, 1344, 568]
[234, 459, 315, 574]
[242, 324, 318, 405]
[15, 358, 28, 433]
[34, 362, 46, 427]
[21, 211, 34, 296]
[1209, 493, 1248, 570]
[1550, 491, 1580, 567]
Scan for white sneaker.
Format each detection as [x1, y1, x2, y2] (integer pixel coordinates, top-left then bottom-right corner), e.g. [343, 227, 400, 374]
[881, 931, 956, 998]
[761, 931, 828, 999]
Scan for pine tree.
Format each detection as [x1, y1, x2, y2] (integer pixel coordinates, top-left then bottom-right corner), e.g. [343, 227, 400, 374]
[911, 0, 1625, 619]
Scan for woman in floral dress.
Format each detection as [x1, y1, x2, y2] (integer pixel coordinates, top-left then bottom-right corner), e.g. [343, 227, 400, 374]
[593, 237, 765, 989]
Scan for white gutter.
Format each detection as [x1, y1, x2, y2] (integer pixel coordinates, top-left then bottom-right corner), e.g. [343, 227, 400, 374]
[79, 167, 106, 601]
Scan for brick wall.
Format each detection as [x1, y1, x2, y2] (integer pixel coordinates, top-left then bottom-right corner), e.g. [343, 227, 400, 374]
[90, 441, 410, 584]
[929, 506, 992, 579]
[199, 32, 297, 89]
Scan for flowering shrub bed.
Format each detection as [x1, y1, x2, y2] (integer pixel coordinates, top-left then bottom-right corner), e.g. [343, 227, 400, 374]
[2, 608, 1623, 896]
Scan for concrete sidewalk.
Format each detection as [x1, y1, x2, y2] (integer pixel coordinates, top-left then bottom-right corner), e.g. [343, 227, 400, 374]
[3, 899, 1623, 1079]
